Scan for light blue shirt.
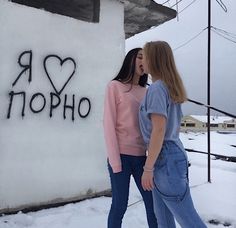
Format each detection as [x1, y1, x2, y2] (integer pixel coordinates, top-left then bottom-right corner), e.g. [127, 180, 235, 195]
[139, 80, 184, 150]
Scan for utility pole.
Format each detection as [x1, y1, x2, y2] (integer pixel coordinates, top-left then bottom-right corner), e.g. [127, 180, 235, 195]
[207, 0, 211, 183]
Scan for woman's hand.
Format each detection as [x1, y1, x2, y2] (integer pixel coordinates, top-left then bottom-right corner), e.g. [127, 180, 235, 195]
[141, 114, 166, 191]
[141, 170, 154, 191]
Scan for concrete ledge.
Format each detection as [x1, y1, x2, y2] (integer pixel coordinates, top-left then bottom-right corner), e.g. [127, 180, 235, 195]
[0, 189, 111, 215]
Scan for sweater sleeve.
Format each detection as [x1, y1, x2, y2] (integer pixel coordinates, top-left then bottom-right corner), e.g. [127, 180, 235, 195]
[103, 82, 122, 173]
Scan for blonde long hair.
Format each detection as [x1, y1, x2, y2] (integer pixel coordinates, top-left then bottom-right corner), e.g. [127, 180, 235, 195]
[143, 41, 187, 103]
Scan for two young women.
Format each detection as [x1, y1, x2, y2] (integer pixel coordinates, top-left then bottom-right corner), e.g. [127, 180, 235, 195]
[104, 42, 206, 228]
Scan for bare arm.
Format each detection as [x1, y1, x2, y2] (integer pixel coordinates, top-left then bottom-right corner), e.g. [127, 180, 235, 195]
[141, 114, 166, 191]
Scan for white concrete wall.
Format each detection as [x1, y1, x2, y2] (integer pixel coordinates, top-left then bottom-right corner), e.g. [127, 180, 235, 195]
[0, 0, 125, 212]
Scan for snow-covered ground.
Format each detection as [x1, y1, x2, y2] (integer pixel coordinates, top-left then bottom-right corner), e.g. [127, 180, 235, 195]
[0, 131, 236, 228]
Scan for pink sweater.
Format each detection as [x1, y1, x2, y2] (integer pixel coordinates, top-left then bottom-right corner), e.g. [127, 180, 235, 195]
[103, 80, 146, 173]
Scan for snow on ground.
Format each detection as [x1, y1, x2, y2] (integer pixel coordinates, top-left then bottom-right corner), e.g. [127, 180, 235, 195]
[0, 132, 236, 228]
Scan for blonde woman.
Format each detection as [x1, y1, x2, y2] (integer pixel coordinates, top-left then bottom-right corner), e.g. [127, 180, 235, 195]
[139, 41, 207, 228]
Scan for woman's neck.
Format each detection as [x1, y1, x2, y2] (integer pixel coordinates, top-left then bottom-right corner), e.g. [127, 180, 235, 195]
[132, 74, 140, 85]
[151, 74, 160, 83]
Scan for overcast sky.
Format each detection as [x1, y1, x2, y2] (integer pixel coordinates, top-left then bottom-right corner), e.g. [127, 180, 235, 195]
[126, 0, 236, 116]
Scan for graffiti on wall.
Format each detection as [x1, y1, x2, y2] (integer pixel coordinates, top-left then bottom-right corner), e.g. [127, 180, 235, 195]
[7, 50, 91, 121]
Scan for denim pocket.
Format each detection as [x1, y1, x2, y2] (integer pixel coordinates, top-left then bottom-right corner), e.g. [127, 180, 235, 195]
[154, 182, 189, 202]
[154, 155, 166, 172]
[175, 159, 188, 179]
[153, 158, 188, 199]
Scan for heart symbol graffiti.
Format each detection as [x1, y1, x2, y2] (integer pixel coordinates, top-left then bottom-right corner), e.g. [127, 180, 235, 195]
[44, 55, 76, 95]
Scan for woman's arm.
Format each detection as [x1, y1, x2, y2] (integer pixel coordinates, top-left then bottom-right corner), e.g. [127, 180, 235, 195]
[141, 114, 166, 191]
[103, 83, 122, 173]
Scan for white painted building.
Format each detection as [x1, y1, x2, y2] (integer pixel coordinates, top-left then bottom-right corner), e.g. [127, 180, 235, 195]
[0, 0, 176, 213]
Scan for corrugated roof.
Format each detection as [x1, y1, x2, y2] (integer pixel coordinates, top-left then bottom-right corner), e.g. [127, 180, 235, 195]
[190, 115, 233, 124]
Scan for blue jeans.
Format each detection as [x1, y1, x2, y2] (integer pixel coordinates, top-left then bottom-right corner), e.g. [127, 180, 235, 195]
[152, 141, 207, 228]
[108, 154, 158, 228]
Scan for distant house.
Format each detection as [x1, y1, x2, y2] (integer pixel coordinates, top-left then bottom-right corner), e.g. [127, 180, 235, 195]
[181, 115, 236, 132]
[223, 118, 236, 130]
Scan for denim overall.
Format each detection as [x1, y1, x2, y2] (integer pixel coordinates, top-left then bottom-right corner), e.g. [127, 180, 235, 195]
[152, 141, 207, 228]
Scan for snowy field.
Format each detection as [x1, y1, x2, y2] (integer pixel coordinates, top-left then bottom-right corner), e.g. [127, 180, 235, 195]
[0, 131, 236, 228]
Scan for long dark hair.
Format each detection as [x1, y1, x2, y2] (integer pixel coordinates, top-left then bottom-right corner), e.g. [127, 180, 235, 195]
[113, 48, 148, 87]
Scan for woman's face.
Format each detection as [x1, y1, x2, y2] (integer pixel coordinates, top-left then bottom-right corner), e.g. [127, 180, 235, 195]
[135, 50, 145, 76]
[142, 52, 149, 74]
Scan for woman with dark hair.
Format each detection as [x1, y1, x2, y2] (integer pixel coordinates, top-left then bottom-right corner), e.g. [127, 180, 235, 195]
[103, 48, 157, 228]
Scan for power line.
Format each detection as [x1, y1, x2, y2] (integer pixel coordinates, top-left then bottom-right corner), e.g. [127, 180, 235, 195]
[178, 0, 198, 14]
[212, 29, 236, 44]
[161, 0, 227, 16]
[160, 0, 171, 5]
[172, 27, 236, 52]
[174, 27, 208, 51]
[211, 26, 236, 39]
[172, 26, 236, 52]
[128, 199, 143, 207]
[215, 0, 227, 12]
[170, 0, 184, 8]
[158, 2, 235, 50]
[176, 0, 179, 21]
[211, 26, 236, 44]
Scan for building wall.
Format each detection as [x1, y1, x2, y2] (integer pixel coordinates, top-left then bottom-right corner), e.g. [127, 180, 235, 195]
[223, 119, 236, 129]
[181, 116, 204, 131]
[0, 0, 125, 212]
[181, 116, 236, 132]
